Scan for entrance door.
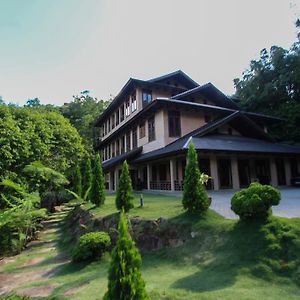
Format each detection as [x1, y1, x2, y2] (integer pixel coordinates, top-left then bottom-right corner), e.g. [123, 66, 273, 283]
[199, 158, 212, 190]
[255, 159, 270, 184]
[129, 170, 137, 190]
[238, 159, 251, 187]
[275, 159, 286, 185]
[217, 159, 232, 189]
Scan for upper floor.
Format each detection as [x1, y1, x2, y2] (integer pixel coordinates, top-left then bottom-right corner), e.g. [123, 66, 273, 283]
[94, 70, 281, 162]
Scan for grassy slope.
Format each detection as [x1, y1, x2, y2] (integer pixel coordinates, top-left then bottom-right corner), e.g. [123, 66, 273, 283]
[2, 194, 300, 300]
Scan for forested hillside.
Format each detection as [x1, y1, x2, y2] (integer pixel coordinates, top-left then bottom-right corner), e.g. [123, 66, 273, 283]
[234, 20, 300, 144]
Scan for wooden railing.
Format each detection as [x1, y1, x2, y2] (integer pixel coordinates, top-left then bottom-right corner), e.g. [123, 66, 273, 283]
[150, 181, 171, 190]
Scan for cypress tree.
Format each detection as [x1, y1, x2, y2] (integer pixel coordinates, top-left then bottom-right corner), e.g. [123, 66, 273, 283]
[83, 158, 93, 201]
[74, 163, 82, 197]
[115, 160, 134, 212]
[91, 153, 105, 206]
[104, 211, 149, 300]
[182, 142, 209, 214]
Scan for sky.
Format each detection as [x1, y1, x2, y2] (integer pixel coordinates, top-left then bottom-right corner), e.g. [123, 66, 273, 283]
[0, 0, 299, 106]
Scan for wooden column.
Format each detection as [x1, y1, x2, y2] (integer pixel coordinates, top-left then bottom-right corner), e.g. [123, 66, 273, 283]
[147, 164, 151, 190]
[284, 158, 291, 186]
[270, 158, 278, 187]
[210, 155, 219, 190]
[231, 156, 240, 190]
[170, 159, 175, 192]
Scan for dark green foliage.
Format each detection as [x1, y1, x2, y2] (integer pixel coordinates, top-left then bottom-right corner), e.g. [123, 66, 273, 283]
[182, 143, 209, 214]
[234, 22, 300, 144]
[83, 158, 93, 201]
[231, 182, 281, 220]
[0, 105, 84, 181]
[74, 164, 83, 197]
[91, 153, 105, 207]
[104, 211, 149, 300]
[115, 160, 134, 213]
[72, 231, 111, 262]
[61, 94, 110, 150]
[0, 293, 31, 300]
[254, 217, 300, 286]
[0, 180, 46, 255]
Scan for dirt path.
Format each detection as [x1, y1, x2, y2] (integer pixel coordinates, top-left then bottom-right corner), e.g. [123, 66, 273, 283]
[0, 206, 72, 298]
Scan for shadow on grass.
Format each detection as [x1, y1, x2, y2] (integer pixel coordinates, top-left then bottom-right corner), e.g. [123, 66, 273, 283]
[170, 219, 268, 292]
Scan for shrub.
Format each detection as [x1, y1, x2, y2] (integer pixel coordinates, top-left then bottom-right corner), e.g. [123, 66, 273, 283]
[182, 142, 209, 214]
[231, 182, 280, 220]
[115, 160, 134, 212]
[83, 158, 93, 202]
[104, 211, 149, 300]
[74, 163, 83, 198]
[72, 231, 111, 262]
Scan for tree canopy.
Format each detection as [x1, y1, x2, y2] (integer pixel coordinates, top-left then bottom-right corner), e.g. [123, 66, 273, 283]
[61, 93, 110, 150]
[234, 20, 300, 144]
[0, 105, 84, 181]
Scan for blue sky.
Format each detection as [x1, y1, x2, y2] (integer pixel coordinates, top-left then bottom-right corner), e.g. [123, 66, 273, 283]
[0, 0, 299, 105]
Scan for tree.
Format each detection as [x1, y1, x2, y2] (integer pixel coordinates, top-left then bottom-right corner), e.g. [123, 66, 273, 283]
[25, 98, 41, 108]
[234, 20, 300, 144]
[182, 142, 209, 214]
[74, 164, 83, 197]
[83, 158, 93, 201]
[61, 94, 110, 150]
[91, 153, 105, 206]
[115, 160, 134, 212]
[0, 106, 84, 181]
[104, 211, 149, 300]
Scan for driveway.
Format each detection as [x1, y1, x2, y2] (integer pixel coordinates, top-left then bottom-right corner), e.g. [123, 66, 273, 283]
[208, 187, 300, 219]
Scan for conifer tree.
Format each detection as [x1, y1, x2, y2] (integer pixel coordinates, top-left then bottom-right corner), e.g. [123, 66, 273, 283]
[182, 142, 209, 214]
[91, 153, 105, 206]
[104, 211, 149, 300]
[83, 158, 93, 201]
[74, 163, 82, 197]
[115, 160, 134, 212]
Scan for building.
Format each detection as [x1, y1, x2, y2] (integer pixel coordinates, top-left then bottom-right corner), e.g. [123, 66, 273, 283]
[94, 70, 300, 192]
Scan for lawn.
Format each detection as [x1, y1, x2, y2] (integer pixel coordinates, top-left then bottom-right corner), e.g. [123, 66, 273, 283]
[84, 192, 186, 220]
[1, 193, 300, 300]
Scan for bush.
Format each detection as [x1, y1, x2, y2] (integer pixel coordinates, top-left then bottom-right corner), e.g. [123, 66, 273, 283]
[91, 153, 105, 207]
[72, 231, 111, 262]
[104, 211, 149, 300]
[182, 142, 209, 214]
[231, 182, 280, 220]
[115, 160, 134, 212]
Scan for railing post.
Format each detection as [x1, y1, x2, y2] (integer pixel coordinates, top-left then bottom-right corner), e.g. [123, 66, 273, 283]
[170, 159, 175, 192]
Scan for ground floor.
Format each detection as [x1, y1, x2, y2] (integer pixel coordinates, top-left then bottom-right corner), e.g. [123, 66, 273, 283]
[105, 152, 300, 192]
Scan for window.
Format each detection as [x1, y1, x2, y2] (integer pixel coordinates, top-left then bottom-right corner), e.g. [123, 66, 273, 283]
[108, 119, 110, 132]
[125, 99, 130, 117]
[104, 122, 107, 136]
[121, 135, 125, 154]
[116, 139, 120, 156]
[132, 127, 137, 149]
[111, 114, 115, 129]
[108, 145, 111, 159]
[120, 105, 124, 122]
[142, 90, 152, 104]
[116, 110, 119, 126]
[111, 143, 115, 157]
[168, 110, 181, 137]
[131, 91, 137, 112]
[139, 122, 145, 138]
[204, 115, 211, 123]
[126, 132, 131, 152]
[148, 116, 155, 142]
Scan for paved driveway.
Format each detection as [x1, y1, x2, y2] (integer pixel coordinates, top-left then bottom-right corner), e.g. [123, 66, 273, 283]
[208, 187, 300, 219]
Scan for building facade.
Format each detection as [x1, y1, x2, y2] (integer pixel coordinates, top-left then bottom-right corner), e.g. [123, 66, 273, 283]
[94, 70, 300, 192]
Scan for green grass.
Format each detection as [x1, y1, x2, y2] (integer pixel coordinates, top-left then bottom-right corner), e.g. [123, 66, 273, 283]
[2, 194, 300, 300]
[85, 192, 185, 219]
